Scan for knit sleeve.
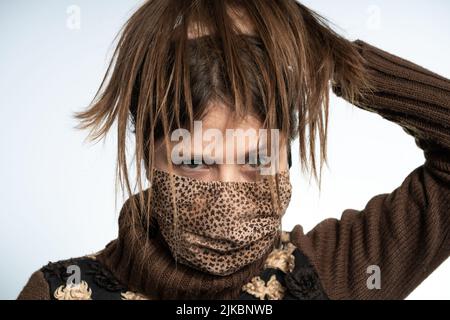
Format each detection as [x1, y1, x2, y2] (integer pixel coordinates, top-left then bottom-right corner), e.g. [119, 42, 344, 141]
[17, 270, 51, 300]
[290, 40, 450, 300]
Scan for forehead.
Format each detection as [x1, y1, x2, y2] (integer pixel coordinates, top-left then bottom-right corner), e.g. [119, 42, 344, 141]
[176, 102, 287, 149]
[166, 102, 285, 159]
[201, 103, 263, 133]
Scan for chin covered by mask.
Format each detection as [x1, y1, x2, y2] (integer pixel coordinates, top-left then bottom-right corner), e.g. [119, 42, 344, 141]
[150, 168, 292, 276]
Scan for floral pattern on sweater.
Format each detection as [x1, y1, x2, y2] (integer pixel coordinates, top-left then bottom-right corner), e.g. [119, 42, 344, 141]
[38, 231, 327, 300]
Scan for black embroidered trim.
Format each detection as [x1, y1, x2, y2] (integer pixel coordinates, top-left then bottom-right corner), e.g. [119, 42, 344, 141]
[40, 247, 328, 300]
[41, 257, 127, 300]
[239, 248, 329, 300]
[284, 249, 328, 300]
[41, 259, 77, 284]
[85, 260, 126, 292]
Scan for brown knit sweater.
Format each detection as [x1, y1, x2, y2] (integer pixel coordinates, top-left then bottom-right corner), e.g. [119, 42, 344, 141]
[17, 40, 450, 300]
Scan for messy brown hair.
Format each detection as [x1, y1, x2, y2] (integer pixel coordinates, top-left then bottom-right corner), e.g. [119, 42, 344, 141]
[74, 0, 369, 253]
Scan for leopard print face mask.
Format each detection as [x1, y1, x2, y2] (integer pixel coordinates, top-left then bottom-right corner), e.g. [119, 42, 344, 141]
[151, 168, 292, 276]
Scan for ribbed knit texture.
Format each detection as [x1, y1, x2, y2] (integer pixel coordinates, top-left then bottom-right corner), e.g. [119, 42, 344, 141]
[17, 40, 450, 300]
[17, 271, 49, 300]
[95, 198, 275, 300]
[290, 40, 450, 300]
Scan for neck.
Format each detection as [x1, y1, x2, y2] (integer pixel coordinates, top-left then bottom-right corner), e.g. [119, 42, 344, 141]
[96, 193, 274, 300]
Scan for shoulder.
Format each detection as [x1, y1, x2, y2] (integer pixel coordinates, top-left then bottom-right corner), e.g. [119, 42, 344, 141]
[18, 253, 150, 300]
[17, 269, 50, 300]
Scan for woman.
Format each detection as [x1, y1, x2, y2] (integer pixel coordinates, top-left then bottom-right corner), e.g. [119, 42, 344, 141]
[18, 0, 449, 300]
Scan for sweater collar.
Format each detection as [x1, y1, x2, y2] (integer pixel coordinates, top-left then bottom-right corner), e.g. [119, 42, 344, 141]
[96, 191, 275, 300]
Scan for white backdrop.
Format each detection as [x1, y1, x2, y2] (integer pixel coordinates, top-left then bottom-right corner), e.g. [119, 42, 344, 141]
[0, 0, 449, 300]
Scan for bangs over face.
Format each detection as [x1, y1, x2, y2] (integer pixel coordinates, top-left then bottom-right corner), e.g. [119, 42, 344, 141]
[74, 0, 369, 229]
